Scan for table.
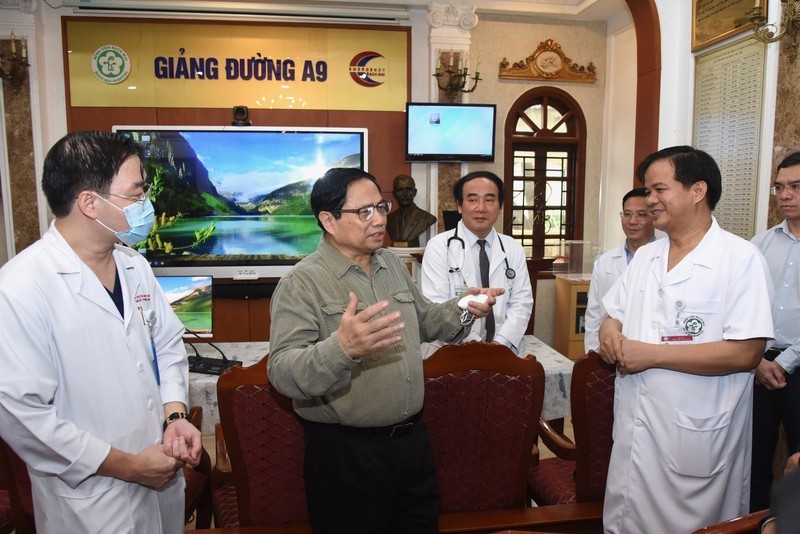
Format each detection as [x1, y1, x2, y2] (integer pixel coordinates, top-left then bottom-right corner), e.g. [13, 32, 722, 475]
[188, 335, 573, 435]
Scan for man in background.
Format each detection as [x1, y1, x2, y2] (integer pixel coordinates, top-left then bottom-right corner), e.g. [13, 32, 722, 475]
[386, 174, 437, 247]
[750, 150, 800, 512]
[584, 188, 656, 353]
[0, 131, 200, 533]
[599, 146, 773, 533]
[420, 171, 532, 356]
[267, 167, 501, 533]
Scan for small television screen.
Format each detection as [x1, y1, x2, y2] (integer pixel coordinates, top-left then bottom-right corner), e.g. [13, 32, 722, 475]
[113, 126, 368, 279]
[405, 102, 496, 162]
[155, 275, 213, 337]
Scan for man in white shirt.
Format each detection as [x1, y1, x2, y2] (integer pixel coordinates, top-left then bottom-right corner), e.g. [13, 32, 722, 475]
[599, 146, 774, 533]
[584, 188, 655, 353]
[750, 150, 800, 512]
[421, 171, 532, 356]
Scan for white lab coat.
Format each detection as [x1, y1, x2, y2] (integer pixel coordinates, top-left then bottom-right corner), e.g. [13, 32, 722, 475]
[420, 221, 532, 355]
[601, 219, 774, 534]
[0, 223, 189, 534]
[583, 243, 627, 353]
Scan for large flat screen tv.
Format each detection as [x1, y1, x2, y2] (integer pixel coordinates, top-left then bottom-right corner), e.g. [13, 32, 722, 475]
[113, 126, 368, 279]
[405, 102, 496, 162]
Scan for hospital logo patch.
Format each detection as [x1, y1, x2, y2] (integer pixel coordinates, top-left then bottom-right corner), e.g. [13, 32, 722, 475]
[683, 315, 704, 337]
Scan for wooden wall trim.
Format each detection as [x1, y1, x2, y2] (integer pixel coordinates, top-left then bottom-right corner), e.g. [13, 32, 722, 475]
[625, 0, 661, 185]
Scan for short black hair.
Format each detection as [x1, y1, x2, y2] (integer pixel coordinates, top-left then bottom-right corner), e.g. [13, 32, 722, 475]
[310, 167, 379, 232]
[453, 171, 504, 207]
[777, 151, 800, 172]
[635, 145, 722, 211]
[622, 187, 648, 208]
[41, 131, 143, 218]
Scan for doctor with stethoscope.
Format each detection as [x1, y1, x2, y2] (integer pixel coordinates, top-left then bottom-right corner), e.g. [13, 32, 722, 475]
[421, 171, 533, 356]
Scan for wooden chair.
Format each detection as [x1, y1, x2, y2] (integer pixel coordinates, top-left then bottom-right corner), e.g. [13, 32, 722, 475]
[528, 350, 616, 506]
[184, 406, 213, 529]
[0, 436, 34, 534]
[692, 510, 769, 534]
[423, 342, 545, 514]
[214, 355, 310, 530]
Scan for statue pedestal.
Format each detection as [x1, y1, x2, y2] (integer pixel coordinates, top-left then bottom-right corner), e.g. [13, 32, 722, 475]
[386, 246, 425, 287]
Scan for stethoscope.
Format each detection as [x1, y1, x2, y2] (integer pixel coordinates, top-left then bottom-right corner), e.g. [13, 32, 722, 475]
[446, 225, 516, 279]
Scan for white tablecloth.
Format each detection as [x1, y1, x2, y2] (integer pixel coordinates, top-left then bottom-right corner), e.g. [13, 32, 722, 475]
[188, 335, 573, 434]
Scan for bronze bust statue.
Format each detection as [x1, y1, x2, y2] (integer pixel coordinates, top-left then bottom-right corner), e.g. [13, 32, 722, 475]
[386, 174, 437, 247]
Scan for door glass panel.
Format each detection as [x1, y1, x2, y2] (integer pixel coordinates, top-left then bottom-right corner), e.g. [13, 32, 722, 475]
[508, 94, 582, 261]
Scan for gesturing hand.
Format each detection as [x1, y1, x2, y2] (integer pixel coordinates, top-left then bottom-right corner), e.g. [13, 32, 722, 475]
[337, 292, 405, 358]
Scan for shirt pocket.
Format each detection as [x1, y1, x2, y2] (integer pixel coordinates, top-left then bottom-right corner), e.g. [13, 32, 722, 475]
[679, 299, 720, 341]
[391, 291, 421, 346]
[320, 300, 365, 335]
[669, 408, 731, 478]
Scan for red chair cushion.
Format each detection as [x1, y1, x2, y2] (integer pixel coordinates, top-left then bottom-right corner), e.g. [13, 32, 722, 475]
[528, 457, 577, 505]
[0, 490, 13, 534]
[424, 370, 537, 512]
[231, 383, 307, 524]
[212, 484, 240, 528]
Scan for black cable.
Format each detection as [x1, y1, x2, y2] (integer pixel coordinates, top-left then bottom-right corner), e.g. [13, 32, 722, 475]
[185, 328, 229, 361]
[185, 339, 201, 358]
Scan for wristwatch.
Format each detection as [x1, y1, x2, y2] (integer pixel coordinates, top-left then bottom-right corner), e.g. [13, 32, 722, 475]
[163, 411, 188, 431]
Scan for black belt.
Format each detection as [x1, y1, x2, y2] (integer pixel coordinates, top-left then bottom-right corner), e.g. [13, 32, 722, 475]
[765, 347, 788, 362]
[306, 411, 422, 438]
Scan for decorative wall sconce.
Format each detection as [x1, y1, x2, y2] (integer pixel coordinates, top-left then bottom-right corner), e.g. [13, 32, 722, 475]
[433, 51, 481, 103]
[751, 0, 800, 61]
[1, 32, 30, 93]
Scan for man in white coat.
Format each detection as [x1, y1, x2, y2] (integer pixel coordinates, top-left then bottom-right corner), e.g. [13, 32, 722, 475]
[599, 146, 774, 533]
[584, 188, 655, 353]
[421, 171, 532, 356]
[0, 131, 201, 533]
[749, 150, 800, 512]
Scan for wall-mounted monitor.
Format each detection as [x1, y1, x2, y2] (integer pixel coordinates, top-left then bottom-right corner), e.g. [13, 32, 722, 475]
[155, 274, 213, 337]
[113, 126, 368, 279]
[405, 102, 496, 162]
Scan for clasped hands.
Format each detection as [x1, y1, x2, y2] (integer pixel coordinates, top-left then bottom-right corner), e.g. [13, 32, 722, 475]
[598, 323, 651, 374]
[100, 418, 202, 490]
[338, 288, 504, 358]
[138, 419, 202, 489]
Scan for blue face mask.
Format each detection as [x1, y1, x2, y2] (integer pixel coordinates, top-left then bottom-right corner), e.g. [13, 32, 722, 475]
[93, 193, 156, 247]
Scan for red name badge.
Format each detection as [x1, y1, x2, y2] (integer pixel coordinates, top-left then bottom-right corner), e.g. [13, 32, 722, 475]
[661, 334, 693, 343]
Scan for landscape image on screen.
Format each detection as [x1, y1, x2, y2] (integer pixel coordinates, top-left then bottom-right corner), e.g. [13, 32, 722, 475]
[117, 128, 364, 268]
[156, 275, 213, 335]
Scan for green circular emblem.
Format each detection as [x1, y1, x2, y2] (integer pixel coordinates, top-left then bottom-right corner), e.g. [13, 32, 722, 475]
[92, 45, 131, 85]
[683, 315, 705, 337]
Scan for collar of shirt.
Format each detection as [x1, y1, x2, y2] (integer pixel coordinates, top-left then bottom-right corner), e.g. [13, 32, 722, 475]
[459, 221, 497, 251]
[317, 237, 388, 279]
[777, 219, 800, 242]
[624, 234, 657, 264]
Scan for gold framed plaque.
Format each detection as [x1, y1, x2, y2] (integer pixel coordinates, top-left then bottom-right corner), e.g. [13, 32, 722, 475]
[692, 0, 765, 52]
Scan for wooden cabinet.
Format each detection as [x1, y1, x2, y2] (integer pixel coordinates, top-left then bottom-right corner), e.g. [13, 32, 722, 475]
[552, 275, 591, 361]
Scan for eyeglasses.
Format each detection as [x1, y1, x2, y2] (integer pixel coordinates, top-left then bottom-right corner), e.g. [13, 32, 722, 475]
[108, 183, 151, 204]
[619, 210, 650, 220]
[770, 182, 800, 196]
[332, 200, 392, 221]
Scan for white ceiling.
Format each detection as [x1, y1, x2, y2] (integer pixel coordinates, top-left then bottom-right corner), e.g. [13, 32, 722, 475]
[52, 0, 630, 22]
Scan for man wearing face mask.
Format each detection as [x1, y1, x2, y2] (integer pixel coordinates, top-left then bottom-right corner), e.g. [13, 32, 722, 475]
[0, 131, 200, 533]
